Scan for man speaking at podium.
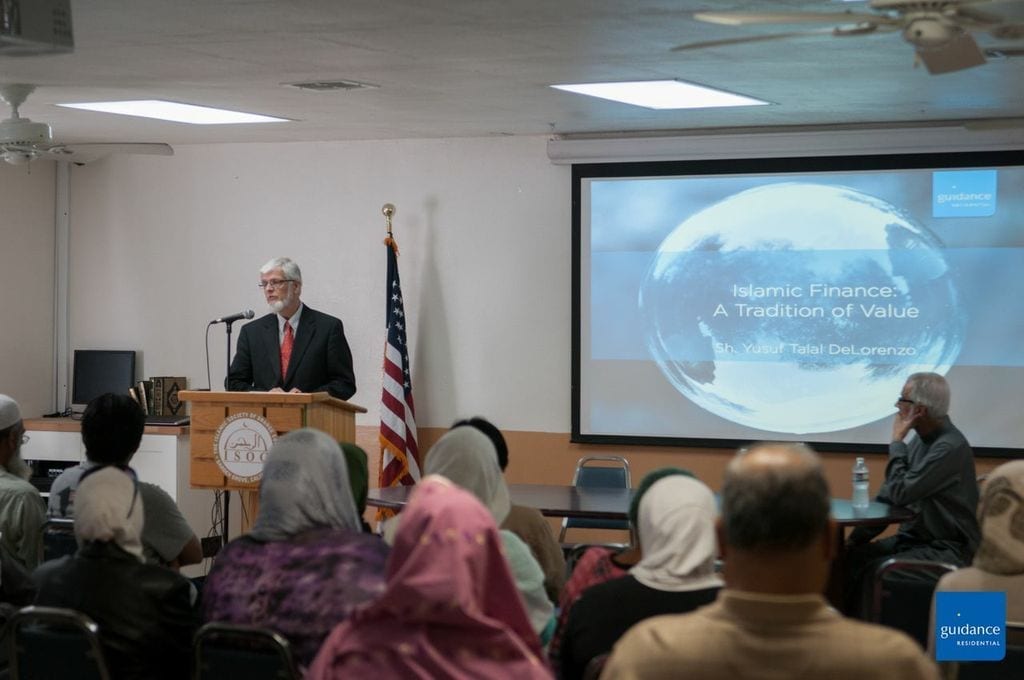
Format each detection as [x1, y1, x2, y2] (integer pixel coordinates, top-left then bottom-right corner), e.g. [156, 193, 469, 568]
[227, 257, 356, 401]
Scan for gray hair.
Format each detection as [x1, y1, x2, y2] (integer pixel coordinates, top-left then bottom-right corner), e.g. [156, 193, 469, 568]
[721, 442, 830, 552]
[260, 257, 302, 283]
[904, 372, 950, 418]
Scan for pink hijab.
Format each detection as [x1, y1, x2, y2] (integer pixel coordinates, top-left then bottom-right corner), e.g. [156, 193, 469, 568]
[308, 476, 553, 680]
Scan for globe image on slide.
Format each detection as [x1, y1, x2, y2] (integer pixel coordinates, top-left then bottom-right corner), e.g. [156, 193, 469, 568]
[638, 182, 965, 434]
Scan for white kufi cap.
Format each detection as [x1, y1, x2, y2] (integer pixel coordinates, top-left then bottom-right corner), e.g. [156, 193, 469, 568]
[0, 394, 21, 431]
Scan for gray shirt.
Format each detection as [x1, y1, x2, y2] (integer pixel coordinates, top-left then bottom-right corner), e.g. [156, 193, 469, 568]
[48, 463, 195, 566]
[877, 417, 981, 556]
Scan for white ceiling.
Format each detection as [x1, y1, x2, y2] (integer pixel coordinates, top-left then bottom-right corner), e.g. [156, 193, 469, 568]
[2, 0, 1024, 147]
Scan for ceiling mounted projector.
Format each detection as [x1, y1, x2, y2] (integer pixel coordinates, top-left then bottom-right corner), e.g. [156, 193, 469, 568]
[0, 0, 73, 56]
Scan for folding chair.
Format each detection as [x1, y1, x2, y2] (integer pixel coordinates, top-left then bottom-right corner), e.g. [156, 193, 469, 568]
[559, 456, 631, 544]
[6, 605, 112, 680]
[40, 517, 77, 564]
[869, 558, 957, 649]
[193, 622, 301, 680]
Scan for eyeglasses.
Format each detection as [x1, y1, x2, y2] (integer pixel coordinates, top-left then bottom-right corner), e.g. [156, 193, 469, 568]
[896, 397, 916, 405]
[258, 279, 294, 290]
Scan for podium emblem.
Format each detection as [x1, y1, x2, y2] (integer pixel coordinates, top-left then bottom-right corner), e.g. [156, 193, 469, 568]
[212, 413, 277, 483]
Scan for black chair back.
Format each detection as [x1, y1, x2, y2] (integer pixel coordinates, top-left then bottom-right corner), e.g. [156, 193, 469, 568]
[6, 605, 112, 680]
[193, 622, 300, 680]
[41, 518, 77, 563]
[869, 558, 957, 649]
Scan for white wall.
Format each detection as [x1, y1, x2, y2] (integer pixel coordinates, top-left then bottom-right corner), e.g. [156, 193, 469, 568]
[67, 136, 571, 431]
[0, 162, 56, 417]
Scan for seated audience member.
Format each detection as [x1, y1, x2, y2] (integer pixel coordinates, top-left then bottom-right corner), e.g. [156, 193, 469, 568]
[558, 469, 722, 680]
[453, 416, 566, 602]
[846, 372, 980, 614]
[309, 476, 553, 680]
[0, 394, 44, 570]
[602, 442, 939, 680]
[929, 459, 1024, 653]
[202, 429, 388, 669]
[421, 426, 555, 641]
[548, 485, 651, 662]
[339, 441, 373, 533]
[32, 466, 197, 680]
[48, 393, 202, 569]
[0, 540, 36, 633]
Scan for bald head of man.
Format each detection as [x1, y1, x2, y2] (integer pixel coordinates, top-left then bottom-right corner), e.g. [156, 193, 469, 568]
[718, 442, 835, 595]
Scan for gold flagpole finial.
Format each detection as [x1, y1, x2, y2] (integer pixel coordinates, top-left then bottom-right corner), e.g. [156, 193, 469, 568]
[382, 203, 396, 235]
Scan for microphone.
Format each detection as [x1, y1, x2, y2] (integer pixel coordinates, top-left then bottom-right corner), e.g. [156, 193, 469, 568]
[211, 309, 255, 324]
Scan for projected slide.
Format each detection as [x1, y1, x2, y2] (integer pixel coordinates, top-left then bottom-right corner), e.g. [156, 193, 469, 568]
[577, 154, 1024, 452]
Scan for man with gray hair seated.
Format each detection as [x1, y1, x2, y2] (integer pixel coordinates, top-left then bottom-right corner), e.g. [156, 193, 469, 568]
[845, 371, 980, 614]
[602, 442, 938, 680]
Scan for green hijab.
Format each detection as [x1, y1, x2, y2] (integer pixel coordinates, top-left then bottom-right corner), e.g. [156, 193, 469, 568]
[340, 442, 370, 515]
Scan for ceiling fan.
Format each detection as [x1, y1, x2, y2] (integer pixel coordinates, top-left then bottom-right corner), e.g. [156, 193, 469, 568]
[674, 0, 1024, 74]
[0, 84, 173, 165]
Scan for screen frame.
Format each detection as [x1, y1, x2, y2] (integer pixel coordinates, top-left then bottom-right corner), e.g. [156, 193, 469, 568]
[71, 349, 138, 409]
[571, 149, 1024, 458]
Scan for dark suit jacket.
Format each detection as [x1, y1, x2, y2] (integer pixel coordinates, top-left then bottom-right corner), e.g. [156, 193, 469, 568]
[226, 305, 356, 400]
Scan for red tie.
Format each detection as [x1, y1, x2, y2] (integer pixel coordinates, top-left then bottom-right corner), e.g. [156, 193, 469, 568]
[280, 322, 294, 380]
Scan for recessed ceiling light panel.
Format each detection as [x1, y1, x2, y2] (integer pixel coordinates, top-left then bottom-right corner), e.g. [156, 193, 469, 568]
[551, 80, 769, 110]
[57, 100, 290, 125]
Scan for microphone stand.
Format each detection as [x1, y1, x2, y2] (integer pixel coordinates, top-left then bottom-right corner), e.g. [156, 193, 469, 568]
[220, 319, 239, 543]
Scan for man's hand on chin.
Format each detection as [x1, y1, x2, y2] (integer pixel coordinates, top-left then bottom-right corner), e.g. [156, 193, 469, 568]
[891, 406, 923, 443]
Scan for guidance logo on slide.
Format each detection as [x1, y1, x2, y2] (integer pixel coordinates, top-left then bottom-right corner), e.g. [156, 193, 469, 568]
[934, 592, 1006, 661]
[933, 170, 997, 217]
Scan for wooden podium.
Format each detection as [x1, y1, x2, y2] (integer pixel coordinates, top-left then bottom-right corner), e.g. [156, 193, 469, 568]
[179, 390, 366, 533]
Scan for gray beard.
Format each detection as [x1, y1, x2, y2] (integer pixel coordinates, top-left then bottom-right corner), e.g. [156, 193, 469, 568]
[6, 451, 31, 480]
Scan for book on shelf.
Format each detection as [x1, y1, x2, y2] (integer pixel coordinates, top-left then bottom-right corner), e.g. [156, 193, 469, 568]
[149, 376, 188, 416]
[135, 380, 153, 415]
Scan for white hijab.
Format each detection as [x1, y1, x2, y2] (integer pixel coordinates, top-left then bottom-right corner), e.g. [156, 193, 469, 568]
[74, 466, 146, 561]
[630, 475, 723, 592]
[423, 427, 511, 524]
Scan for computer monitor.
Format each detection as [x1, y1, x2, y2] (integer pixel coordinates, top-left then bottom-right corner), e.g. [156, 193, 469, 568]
[71, 350, 137, 410]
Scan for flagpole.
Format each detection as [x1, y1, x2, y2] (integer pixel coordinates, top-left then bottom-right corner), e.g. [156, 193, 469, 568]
[378, 200, 420, 513]
[382, 202, 395, 237]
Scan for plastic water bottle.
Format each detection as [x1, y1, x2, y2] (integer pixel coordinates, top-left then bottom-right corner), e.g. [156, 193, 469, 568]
[852, 457, 870, 510]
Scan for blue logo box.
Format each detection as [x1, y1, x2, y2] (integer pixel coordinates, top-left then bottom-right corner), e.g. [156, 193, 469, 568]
[934, 591, 1006, 661]
[933, 170, 997, 217]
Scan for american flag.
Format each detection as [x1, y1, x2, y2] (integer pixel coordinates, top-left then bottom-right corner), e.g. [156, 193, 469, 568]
[379, 236, 421, 493]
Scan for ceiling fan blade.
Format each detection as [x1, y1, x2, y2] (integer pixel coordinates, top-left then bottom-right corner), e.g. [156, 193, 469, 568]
[989, 22, 1024, 38]
[694, 11, 888, 27]
[915, 31, 988, 73]
[671, 27, 860, 52]
[42, 142, 174, 163]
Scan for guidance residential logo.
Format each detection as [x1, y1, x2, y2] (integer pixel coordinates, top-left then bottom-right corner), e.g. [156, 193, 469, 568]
[933, 170, 997, 217]
[934, 591, 1006, 662]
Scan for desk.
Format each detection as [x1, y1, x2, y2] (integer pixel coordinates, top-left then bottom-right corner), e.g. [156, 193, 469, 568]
[368, 483, 631, 520]
[367, 484, 914, 528]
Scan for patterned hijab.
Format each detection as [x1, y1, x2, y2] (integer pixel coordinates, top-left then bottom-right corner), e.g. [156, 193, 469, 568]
[630, 474, 723, 592]
[250, 428, 362, 541]
[74, 466, 145, 560]
[308, 477, 552, 680]
[423, 427, 511, 524]
[973, 460, 1024, 576]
